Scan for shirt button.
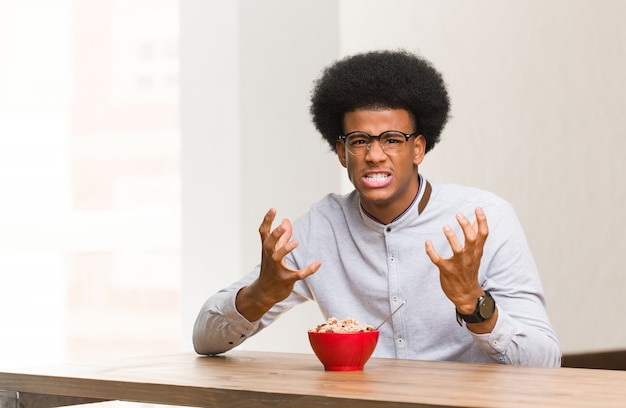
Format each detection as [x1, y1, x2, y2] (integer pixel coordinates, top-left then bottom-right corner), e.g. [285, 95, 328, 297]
[397, 338, 404, 344]
[389, 256, 395, 262]
[392, 295, 398, 301]
[386, 227, 391, 232]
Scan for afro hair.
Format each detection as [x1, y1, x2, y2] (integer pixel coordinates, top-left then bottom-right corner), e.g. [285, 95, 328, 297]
[310, 50, 450, 154]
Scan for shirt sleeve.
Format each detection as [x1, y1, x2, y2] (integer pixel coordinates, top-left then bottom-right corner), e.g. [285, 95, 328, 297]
[192, 279, 261, 356]
[192, 267, 313, 356]
[469, 308, 562, 366]
[470, 200, 562, 367]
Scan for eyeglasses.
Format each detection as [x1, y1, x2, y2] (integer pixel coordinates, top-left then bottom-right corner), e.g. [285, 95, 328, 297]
[338, 130, 417, 156]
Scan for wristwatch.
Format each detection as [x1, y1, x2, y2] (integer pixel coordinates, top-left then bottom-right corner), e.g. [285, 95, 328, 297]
[456, 291, 496, 326]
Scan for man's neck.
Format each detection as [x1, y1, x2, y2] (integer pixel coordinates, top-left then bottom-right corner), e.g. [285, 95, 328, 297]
[360, 176, 422, 225]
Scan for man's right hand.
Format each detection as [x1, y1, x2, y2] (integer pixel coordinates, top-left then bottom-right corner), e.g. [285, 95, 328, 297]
[235, 208, 321, 322]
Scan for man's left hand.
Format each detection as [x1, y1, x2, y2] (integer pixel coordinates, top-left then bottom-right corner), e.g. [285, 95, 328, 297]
[425, 207, 489, 315]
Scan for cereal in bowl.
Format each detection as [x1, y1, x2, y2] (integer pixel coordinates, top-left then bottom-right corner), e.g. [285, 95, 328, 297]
[313, 317, 375, 333]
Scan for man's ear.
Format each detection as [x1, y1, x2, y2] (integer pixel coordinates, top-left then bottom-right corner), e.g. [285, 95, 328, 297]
[413, 135, 426, 166]
[337, 140, 347, 168]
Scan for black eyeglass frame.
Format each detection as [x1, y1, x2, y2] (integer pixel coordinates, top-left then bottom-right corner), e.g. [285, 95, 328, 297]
[337, 130, 418, 155]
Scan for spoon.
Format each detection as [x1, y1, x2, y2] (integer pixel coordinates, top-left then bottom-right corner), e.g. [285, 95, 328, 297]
[375, 300, 407, 330]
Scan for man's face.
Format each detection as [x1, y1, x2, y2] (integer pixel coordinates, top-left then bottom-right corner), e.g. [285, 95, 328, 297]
[336, 108, 425, 223]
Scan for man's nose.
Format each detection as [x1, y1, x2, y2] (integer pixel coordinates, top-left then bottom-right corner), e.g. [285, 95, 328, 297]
[365, 139, 387, 160]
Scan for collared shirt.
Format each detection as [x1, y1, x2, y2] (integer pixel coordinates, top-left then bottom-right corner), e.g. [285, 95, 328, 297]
[193, 177, 561, 366]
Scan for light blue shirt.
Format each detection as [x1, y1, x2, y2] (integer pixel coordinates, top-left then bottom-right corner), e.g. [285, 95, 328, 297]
[193, 178, 561, 366]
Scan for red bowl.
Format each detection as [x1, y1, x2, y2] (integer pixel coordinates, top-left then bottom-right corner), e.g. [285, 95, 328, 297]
[307, 330, 379, 371]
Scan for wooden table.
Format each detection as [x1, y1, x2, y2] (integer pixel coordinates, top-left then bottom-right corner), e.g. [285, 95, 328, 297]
[1, 350, 626, 408]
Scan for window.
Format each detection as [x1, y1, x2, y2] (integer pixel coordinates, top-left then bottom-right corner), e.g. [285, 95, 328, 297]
[0, 0, 181, 371]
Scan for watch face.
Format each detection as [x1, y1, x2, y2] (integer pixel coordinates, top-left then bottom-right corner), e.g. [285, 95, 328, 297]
[479, 294, 496, 319]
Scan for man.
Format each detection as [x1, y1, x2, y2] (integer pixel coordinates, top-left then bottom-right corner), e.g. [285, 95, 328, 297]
[193, 50, 561, 366]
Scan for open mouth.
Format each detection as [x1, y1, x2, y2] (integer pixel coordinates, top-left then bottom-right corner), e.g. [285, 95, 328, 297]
[363, 172, 391, 187]
[366, 173, 389, 182]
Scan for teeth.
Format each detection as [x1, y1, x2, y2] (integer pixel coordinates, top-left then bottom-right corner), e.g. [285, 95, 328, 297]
[366, 174, 389, 182]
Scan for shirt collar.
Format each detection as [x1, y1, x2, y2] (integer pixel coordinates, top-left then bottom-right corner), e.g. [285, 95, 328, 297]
[360, 174, 431, 225]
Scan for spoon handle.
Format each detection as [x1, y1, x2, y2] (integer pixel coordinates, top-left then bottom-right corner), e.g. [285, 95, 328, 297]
[375, 300, 407, 330]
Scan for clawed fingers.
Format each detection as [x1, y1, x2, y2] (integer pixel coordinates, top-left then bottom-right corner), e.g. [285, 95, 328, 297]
[274, 219, 292, 250]
[448, 208, 490, 253]
[263, 222, 290, 257]
[443, 224, 463, 253]
[425, 240, 442, 265]
[259, 210, 293, 252]
[426, 208, 490, 269]
[295, 260, 322, 280]
[255, 209, 320, 307]
[258, 210, 303, 271]
[474, 207, 489, 247]
[259, 208, 277, 242]
[456, 212, 477, 246]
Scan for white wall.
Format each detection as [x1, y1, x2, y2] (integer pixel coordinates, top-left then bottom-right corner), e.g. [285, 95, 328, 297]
[180, 0, 339, 353]
[182, 0, 626, 354]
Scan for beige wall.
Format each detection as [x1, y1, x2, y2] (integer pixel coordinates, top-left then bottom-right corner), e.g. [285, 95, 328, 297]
[182, 0, 626, 354]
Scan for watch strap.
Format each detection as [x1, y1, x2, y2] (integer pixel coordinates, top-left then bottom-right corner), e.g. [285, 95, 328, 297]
[455, 291, 494, 326]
